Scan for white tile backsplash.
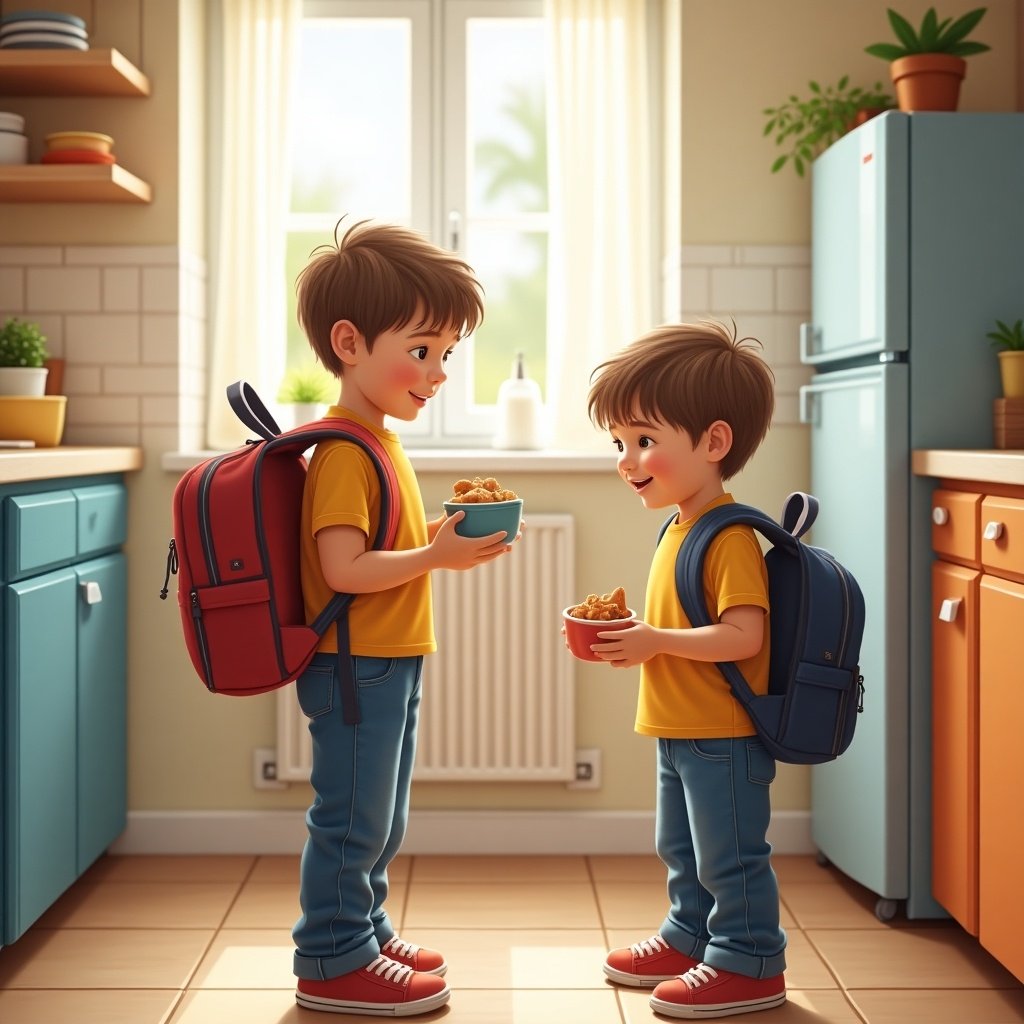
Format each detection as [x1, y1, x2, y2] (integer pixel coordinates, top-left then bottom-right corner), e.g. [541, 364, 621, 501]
[663, 245, 811, 426]
[0, 268, 24, 311]
[102, 267, 142, 312]
[27, 268, 102, 312]
[0, 245, 206, 446]
[66, 314, 142, 364]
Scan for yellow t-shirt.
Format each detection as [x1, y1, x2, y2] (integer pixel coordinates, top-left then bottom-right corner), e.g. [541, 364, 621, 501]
[637, 493, 770, 738]
[300, 406, 435, 657]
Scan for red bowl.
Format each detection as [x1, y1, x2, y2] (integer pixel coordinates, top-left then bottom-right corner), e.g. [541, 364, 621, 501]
[562, 607, 636, 662]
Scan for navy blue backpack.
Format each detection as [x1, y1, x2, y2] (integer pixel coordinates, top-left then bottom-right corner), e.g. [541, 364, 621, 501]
[659, 492, 865, 765]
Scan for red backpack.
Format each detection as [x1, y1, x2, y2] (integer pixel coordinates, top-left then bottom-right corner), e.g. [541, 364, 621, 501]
[161, 381, 399, 723]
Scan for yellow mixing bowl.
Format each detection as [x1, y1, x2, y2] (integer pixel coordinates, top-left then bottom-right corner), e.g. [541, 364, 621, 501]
[0, 396, 67, 446]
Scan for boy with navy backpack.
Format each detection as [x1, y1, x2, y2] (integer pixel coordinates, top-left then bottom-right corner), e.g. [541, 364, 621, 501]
[586, 320, 787, 1018]
[290, 220, 515, 1016]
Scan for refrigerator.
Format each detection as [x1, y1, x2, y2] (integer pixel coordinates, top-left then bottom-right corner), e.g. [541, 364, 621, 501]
[799, 112, 1024, 920]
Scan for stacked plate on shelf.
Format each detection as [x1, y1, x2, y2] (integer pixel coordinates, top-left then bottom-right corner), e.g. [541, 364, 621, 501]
[41, 130, 116, 165]
[0, 10, 89, 50]
[0, 111, 28, 164]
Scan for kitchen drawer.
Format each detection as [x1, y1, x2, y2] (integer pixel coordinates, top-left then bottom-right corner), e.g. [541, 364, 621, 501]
[979, 495, 1024, 583]
[931, 489, 981, 566]
[73, 484, 127, 559]
[4, 490, 77, 581]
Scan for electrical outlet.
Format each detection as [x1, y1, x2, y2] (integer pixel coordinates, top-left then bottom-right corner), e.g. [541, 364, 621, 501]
[567, 747, 601, 790]
[252, 746, 287, 790]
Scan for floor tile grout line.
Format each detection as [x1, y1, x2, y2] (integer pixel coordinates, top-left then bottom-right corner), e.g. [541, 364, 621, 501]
[177, 860, 259, 995]
[800, 928, 872, 1024]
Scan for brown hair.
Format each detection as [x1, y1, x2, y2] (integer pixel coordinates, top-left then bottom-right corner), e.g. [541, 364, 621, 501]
[587, 320, 775, 480]
[295, 218, 485, 376]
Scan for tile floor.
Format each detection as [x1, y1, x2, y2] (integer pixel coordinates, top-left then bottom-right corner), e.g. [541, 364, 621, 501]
[0, 853, 1022, 1023]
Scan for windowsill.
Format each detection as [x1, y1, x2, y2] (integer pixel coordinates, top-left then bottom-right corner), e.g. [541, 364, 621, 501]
[161, 448, 616, 474]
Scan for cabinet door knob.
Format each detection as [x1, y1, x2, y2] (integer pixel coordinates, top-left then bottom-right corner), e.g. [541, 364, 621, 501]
[80, 580, 103, 605]
[938, 598, 961, 623]
[983, 521, 1004, 541]
[932, 507, 949, 526]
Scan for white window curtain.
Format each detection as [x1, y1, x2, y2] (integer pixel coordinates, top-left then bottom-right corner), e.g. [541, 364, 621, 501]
[544, 0, 655, 451]
[206, 0, 301, 450]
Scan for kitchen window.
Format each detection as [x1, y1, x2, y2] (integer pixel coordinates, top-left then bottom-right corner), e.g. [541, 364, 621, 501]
[285, 0, 548, 445]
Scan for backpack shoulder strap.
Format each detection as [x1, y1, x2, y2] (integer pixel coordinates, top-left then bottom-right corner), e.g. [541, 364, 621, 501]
[227, 379, 282, 441]
[675, 501, 799, 709]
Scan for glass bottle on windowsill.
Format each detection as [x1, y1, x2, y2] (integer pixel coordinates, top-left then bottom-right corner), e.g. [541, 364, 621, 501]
[493, 351, 543, 450]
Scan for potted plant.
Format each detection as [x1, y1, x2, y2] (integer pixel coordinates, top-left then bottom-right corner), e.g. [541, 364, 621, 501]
[763, 77, 895, 176]
[865, 6, 989, 112]
[278, 364, 336, 428]
[988, 318, 1024, 398]
[0, 317, 49, 396]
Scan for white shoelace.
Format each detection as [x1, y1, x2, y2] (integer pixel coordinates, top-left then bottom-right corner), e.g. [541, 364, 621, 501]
[630, 934, 670, 958]
[365, 955, 413, 985]
[382, 935, 421, 959]
[679, 963, 719, 989]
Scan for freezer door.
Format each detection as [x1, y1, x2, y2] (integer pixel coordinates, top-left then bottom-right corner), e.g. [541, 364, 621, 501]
[802, 111, 909, 365]
[800, 363, 909, 903]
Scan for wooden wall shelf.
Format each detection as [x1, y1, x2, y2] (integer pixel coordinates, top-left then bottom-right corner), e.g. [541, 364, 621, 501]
[0, 48, 149, 97]
[0, 165, 152, 203]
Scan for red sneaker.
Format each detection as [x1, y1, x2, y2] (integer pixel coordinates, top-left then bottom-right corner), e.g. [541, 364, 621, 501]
[381, 934, 448, 976]
[604, 934, 701, 987]
[650, 963, 785, 1018]
[295, 955, 450, 1016]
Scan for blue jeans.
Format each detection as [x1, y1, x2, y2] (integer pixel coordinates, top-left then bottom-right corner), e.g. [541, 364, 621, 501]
[292, 653, 423, 981]
[656, 737, 787, 979]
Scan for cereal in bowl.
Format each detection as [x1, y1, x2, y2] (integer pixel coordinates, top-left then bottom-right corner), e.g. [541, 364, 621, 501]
[449, 476, 519, 503]
[569, 587, 629, 621]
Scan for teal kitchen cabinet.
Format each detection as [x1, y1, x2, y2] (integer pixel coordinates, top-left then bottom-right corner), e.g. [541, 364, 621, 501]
[1, 476, 128, 946]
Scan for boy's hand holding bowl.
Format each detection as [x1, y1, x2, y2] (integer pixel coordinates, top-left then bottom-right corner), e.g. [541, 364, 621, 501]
[562, 587, 636, 662]
[443, 476, 523, 544]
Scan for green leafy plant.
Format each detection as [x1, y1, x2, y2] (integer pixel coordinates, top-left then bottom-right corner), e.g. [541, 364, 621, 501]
[763, 77, 895, 176]
[0, 317, 48, 368]
[277, 364, 336, 404]
[987, 319, 1024, 352]
[865, 7, 989, 60]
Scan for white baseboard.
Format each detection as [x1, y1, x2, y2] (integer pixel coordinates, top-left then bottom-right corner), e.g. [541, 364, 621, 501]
[110, 809, 813, 856]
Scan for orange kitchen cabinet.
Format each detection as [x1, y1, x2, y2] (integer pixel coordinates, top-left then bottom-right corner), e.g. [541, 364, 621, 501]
[931, 489, 982, 567]
[979, 495, 1024, 584]
[978, 574, 1024, 983]
[931, 561, 980, 934]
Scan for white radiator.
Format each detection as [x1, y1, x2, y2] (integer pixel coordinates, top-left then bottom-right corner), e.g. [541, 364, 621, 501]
[276, 513, 575, 783]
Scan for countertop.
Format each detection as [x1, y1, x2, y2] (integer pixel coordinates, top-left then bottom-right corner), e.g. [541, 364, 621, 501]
[913, 449, 1024, 486]
[0, 446, 143, 484]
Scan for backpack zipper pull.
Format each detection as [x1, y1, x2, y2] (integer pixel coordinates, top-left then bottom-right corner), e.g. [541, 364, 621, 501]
[159, 539, 179, 600]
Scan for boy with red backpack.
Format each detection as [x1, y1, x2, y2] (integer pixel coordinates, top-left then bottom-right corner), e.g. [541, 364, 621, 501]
[290, 220, 515, 1016]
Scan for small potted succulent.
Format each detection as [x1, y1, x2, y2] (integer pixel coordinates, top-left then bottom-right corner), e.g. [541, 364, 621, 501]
[987, 318, 1024, 398]
[277, 364, 336, 428]
[865, 6, 989, 112]
[0, 317, 49, 396]
[763, 76, 895, 176]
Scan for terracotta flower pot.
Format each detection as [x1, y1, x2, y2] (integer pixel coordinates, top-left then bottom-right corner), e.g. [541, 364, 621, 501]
[890, 54, 966, 112]
[998, 350, 1024, 399]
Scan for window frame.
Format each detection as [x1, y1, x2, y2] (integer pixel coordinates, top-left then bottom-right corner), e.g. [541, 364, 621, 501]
[294, 0, 545, 446]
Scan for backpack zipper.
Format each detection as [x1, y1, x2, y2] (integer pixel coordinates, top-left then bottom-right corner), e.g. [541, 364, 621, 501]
[190, 589, 215, 689]
[197, 451, 238, 585]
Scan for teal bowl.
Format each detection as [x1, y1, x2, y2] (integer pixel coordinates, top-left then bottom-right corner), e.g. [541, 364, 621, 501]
[443, 498, 523, 544]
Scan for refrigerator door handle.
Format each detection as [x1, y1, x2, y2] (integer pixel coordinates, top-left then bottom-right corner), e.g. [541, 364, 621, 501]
[800, 368, 886, 425]
[799, 322, 821, 362]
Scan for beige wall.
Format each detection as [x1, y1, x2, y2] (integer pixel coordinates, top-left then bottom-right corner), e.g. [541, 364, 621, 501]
[681, 0, 1021, 244]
